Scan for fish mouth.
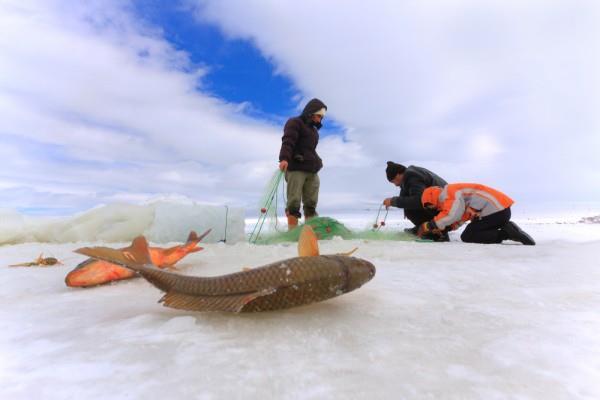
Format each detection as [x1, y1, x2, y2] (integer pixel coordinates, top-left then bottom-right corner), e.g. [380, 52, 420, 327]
[358, 258, 376, 280]
[366, 262, 376, 280]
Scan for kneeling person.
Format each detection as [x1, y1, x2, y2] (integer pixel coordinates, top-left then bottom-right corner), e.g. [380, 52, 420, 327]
[383, 162, 447, 238]
[419, 183, 535, 245]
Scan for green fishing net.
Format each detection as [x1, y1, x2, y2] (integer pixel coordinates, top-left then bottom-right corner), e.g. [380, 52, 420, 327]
[252, 216, 416, 245]
[248, 170, 419, 244]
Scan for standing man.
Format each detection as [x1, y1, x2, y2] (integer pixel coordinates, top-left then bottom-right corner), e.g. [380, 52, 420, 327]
[279, 98, 327, 230]
[383, 162, 448, 239]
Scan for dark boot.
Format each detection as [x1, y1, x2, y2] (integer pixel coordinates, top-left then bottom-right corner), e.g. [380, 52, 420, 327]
[403, 226, 418, 236]
[420, 231, 450, 242]
[435, 231, 450, 242]
[501, 221, 535, 245]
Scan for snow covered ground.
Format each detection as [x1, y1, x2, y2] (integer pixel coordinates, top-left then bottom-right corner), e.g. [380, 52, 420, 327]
[1, 213, 600, 399]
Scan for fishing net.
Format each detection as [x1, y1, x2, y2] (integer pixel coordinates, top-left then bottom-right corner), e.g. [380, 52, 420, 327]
[248, 170, 418, 244]
[253, 216, 416, 244]
[248, 170, 286, 243]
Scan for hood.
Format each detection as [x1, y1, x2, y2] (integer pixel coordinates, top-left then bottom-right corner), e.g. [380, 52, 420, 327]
[301, 98, 327, 118]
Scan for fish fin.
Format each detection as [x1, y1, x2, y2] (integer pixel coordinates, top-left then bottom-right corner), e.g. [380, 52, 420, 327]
[338, 247, 358, 256]
[298, 225, 319, 257]
[187, 231, 198, 242]
[74, 236, 153, 270]
[159, 288, 276, 313]
[188, 229, 212, 244]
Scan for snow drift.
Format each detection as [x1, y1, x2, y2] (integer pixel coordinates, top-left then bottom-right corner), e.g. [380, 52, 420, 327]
[0, 202, 244, 245]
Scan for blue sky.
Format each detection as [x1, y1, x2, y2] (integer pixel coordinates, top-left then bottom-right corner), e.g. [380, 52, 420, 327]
[132, 0, 298, 122]
[131, 0, 347, 138]
[0, 0, 599, 217]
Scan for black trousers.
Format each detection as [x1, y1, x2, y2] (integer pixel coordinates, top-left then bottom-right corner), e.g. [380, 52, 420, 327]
[461, 208, 511, 244]
[404, 208, 439, 227]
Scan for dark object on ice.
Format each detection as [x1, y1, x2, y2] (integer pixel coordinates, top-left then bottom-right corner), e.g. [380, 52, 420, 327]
[431, 231, 450, 242]
[403, 226, 419, 235]
[74, 226, 376, 313]
[9, 254, 62, 267]
[501, 221, 536, 245]
[579, 215, 600, 224]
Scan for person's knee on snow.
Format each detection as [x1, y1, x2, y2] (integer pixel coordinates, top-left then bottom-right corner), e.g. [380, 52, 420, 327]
[460, 229, 477, 243]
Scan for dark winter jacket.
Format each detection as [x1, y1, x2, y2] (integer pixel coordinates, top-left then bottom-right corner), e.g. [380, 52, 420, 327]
[391, 165, 447, 210]
[278, 98, 327, 173]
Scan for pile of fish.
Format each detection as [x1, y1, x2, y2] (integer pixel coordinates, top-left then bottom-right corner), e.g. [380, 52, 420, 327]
[75, 226, 376, 313]
[65, 230, 211, 287]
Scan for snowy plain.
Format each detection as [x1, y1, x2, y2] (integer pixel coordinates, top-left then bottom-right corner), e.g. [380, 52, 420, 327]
[1, 207, 600, 400]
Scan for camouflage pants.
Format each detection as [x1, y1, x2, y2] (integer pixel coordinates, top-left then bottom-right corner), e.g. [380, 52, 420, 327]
[285, 170, 320, 219]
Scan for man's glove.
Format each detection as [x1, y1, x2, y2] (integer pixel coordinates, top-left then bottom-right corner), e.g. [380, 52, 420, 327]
[417, 221, 440, 237]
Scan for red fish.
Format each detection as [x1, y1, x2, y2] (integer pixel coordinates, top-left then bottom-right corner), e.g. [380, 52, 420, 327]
[65, 230, 211, 288]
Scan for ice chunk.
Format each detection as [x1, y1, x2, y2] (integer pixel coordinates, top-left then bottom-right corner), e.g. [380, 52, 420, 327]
[0, 201, 244, 245]
[146, 202, 244, 243]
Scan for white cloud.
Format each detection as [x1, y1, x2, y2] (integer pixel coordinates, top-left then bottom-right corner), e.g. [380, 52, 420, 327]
[3, 0, 365, 213]
[192, 0, 600, 202]
[1, 0, 599, 218]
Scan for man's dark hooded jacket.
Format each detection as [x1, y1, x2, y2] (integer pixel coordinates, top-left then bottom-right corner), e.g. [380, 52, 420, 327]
[278, 98, 326, 173]
[391, 166, 447, 209]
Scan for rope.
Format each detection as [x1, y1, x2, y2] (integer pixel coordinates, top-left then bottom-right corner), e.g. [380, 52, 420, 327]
[372, 204, 389, 231]
[274, 171, 287, 233]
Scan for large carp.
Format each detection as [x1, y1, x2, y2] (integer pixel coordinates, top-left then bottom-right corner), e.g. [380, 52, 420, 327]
[66, 230, 210, 288]
[74, 226, 375, 313]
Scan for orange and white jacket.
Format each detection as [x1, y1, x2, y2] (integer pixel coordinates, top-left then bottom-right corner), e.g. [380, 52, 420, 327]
[429, 183, 514, 231]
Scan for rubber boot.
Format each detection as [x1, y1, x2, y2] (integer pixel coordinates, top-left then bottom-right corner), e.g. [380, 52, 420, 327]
[421, 231, 450, 242]
[287, 215, 299, 231]
[403, 226, 419, 236]
[501, 221, 535, 245]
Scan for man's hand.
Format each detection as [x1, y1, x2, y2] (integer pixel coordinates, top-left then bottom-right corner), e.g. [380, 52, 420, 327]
[383, 198, 393, 209]
[279, 160, 288, 171]
[417, 221, 441, 237]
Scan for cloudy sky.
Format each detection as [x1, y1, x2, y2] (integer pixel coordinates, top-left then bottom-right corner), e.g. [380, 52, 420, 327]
[1, 0, 598, 216]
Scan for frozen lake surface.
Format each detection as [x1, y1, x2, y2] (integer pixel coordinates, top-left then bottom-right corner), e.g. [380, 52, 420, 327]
[1, 213, 600, 399]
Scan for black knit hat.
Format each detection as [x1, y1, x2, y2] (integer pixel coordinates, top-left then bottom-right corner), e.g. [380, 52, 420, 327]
[386, 161, 406, 181]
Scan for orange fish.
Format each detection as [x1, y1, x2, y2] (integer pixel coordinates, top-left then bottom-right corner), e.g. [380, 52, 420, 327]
[65, 230, 211, 288]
